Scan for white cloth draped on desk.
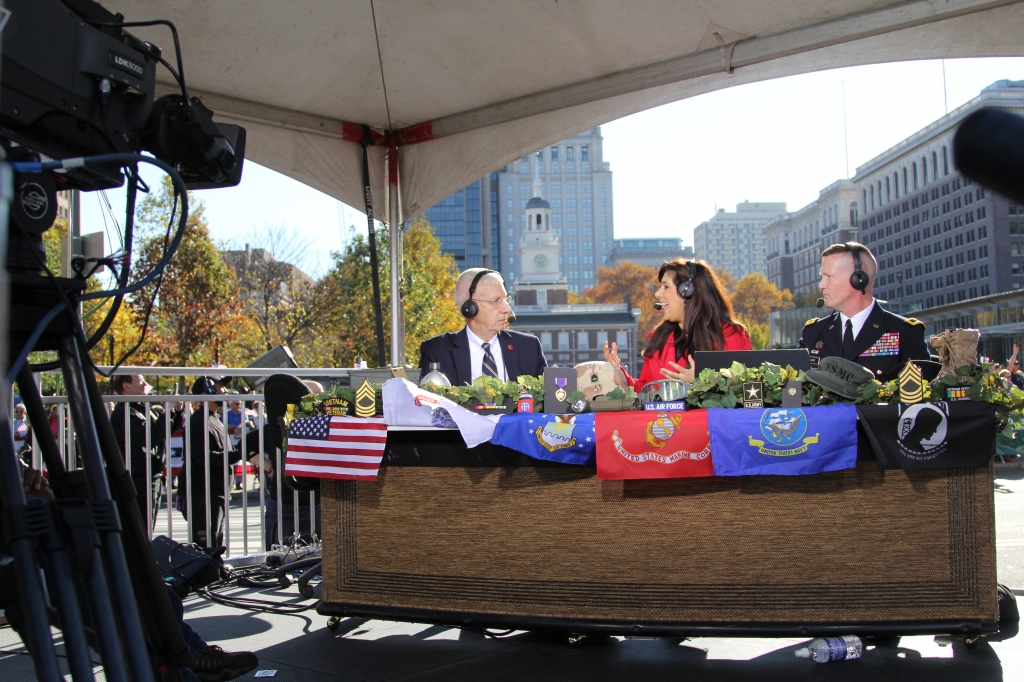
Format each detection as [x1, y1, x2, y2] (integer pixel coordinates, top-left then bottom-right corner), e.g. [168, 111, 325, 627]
[382, 379, 501, 448]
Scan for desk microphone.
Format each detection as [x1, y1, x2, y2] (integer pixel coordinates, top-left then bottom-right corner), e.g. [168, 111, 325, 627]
[954, 108, 1024, 204]
[816, 298, 825, 309]
[653, 302, 666, 310]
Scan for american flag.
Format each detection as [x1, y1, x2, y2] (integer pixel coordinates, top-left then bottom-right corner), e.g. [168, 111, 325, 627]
[284, 415, 387, 480]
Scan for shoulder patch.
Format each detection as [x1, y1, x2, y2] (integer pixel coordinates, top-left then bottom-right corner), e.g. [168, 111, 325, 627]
[905, 318, 925, 327]
[803, 317, 820, 327]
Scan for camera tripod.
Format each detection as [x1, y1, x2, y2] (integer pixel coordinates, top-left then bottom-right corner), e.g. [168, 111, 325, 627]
[0, 273, 192, 681]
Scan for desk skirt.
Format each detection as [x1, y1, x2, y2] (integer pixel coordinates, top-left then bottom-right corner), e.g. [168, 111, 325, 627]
[318, 430, 998, 637]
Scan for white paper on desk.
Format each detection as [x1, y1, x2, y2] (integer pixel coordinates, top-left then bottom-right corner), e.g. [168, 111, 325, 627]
[382, 378, 501, 448]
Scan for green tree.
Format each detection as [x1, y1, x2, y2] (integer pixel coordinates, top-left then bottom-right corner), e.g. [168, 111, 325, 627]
[226, 224, 340, 364]
[326, 216, 462, 367]
[129, 178, 241, 366]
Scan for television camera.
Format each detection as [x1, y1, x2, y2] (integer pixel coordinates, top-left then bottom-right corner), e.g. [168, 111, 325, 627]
[0, 1, 247, 680]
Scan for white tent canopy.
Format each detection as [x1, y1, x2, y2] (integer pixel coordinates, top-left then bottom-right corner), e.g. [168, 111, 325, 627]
[111, 0, 1024, 362]
[115, 0, 1024, 220]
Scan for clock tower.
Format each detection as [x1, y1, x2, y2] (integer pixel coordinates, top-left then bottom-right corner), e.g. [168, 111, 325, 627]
[515, 166, 568, 306]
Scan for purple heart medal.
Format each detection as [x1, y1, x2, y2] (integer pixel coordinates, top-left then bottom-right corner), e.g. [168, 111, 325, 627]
[555, 377, 568, 403]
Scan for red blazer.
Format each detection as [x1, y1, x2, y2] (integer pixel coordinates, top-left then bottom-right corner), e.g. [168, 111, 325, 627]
[622, 323, 752, 390]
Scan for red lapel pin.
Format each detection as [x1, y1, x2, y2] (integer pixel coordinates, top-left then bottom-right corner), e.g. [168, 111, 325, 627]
[508, 344, 513, 350]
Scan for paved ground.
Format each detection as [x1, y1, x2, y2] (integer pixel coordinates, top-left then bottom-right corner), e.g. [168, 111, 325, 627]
[2, 469, 1024, 680]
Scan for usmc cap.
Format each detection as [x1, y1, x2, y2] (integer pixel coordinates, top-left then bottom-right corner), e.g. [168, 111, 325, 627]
[805, 356, 874, 399]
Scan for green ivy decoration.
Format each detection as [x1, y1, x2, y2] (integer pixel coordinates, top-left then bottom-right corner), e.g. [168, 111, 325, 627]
[686, 361, 887, 409]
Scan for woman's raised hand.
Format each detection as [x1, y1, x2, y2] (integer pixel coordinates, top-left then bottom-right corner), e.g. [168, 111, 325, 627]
[603, 340, 621, 368]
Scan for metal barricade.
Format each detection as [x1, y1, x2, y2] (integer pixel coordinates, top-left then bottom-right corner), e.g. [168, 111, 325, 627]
[19, 365, 352, 559]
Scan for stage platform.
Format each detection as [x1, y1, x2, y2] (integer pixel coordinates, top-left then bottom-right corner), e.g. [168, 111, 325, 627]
[2, 469, 1024, 680]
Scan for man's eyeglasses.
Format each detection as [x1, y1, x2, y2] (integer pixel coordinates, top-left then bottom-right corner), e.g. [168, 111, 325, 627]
[472, 294, 514, 308]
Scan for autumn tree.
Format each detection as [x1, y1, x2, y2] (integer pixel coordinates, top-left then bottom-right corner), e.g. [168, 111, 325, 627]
[129, 178, 241, 366]
[225, 224, 339, 364]
[730, 273, 795, 326]
[583, 261, 660, 337]
[326, 216, 462, 367]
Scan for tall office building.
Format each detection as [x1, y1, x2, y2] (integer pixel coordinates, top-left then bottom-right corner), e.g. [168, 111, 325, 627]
[419, 174, 498, 269]
[693, 202, 787, 280]
[764, 180, 859, 297]
[852, 80, 1024, 308]
[497, 128, 615, 293]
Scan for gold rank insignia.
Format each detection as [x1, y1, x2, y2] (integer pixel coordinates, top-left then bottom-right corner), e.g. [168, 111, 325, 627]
[899, 362, 923, 404]
[905, 318, 925, 327]
[355, 379, 376, 417]
[803, 317, 820, 327]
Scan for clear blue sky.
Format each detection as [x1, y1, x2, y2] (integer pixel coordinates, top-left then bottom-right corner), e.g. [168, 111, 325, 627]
[81, 57, 1024, 277]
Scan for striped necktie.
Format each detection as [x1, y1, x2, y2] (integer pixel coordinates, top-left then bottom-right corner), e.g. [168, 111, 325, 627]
[481, 342, 499, 378]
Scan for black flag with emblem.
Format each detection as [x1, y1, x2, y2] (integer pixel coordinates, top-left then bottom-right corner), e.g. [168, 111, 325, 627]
[857, 402, 995, 469]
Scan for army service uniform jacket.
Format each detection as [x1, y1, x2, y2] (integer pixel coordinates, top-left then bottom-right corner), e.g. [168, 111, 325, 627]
[798, 302, 930, 382]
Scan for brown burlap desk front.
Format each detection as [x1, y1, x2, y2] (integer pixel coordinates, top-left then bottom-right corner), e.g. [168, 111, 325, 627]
[320, 461, 997, 633]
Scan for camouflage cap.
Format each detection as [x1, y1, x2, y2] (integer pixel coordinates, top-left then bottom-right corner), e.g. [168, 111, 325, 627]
[805, 356, 874, 399]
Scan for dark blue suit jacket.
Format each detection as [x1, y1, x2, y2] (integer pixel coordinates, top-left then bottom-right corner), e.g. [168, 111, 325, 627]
[418, 328, 548, 386]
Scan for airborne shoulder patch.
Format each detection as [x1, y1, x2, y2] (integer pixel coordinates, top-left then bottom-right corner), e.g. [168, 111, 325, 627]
[804, 317, 820, 327]
[905, 318, 925, 327]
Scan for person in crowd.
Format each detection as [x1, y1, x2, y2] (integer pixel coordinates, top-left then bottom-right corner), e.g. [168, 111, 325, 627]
[1007, 344, 1024, 391]
[12, 402, 31, 456]
[225, 397, 254, 450]
[1000, 369, 1013, 391]
[419, 268, 547, 384]
[110, 374, 182, 528]
[183, 376, 240, 552]
[605, 258, 751, 387]
[799, 242, 929, 381]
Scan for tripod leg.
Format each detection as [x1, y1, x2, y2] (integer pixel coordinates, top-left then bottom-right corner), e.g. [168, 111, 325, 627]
[78, 339, 193, 671]
[0, 417, 62, 681]
[58, 336, 151, 682]
[16, 364, 67, 480]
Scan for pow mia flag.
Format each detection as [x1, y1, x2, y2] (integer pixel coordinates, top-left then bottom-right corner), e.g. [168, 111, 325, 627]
[857, 402, 995, 469]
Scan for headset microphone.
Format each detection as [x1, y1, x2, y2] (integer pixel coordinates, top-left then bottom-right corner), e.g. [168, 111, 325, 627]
[507, 309, 516, 322]
[816, 298, 825, 309]
[653, 302, 666, 310]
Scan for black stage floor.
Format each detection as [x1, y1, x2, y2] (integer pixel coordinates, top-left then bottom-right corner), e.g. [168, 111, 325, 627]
[2, 585, 1021, 682]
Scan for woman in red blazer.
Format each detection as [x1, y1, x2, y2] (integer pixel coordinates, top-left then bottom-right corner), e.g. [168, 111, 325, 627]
[605, 258, 752, 389]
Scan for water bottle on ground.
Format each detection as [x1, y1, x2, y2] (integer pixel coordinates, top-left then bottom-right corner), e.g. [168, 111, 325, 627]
[419, 362, 451, 388]
[794, 635, 863, 663]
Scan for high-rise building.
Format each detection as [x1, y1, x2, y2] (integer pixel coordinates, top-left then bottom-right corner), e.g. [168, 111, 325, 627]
[418, 175, 497, 269]
[497, 128, 614, 293]
[852, 80, 1024, 308]
[693, 202, 787, 280]
[764, 180, 859, 297]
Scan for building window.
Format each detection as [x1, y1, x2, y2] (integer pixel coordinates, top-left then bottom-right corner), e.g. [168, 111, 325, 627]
[894, 172, 900, 199]
[943, 146, 949, 175]
[521, 163, 529, 174]
[567, 162, 574, 173]
[912, 162, 918, 190]
[582, 162, 589, 173]
[537, 163, 544, 174]
[552, 162, 559, 173]
[886, 177, 891, 203]
[521, 185, 529, 194]
[922, 157, 928, 184]
[558, 332, 569, 349]
[903, 168, 908, 195]
[507, 214, 513, 223]
[506, 185, 512, 194]
[541, 332, 552, 350]
[508, 243, 514, 251]
[550, 146, 559, 160]
[581, 146, 589, 161]
[578, 332, 590, 349]
[932, 151, 938, 179]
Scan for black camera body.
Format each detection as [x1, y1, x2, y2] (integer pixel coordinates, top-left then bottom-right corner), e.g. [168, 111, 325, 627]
[0, 0, 245, 196]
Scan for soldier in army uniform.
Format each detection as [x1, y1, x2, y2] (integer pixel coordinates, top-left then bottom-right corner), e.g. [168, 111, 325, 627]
[799, 242, 929, 382]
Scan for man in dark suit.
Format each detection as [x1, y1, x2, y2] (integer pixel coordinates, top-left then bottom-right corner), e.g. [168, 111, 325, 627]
[419, 269, 548, 385]
[799, 242, 929, 382]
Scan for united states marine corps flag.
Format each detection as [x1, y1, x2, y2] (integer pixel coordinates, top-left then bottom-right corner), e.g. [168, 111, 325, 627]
[708, 404, 858, 476]
[595, 411, 713, 480]
[857, 402, 995, 469]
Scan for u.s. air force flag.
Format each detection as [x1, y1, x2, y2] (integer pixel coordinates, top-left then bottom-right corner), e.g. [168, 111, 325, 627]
[490, 412, 596, 465]
[857, 402, 994, 469]
[708, 404, 858, 476]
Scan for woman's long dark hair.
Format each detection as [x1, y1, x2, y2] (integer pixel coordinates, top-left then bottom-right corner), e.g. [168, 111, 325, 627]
[645, 258, 745, 361]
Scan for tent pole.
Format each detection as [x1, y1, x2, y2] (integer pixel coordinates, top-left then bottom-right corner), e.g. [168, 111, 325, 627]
[389, 141, 405, 366]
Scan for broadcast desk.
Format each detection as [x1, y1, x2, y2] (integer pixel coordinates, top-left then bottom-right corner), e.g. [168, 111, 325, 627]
[318, 426, 998, 638]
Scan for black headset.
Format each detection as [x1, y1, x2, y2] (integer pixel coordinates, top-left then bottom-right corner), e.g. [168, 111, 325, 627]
[191, 376, 217, 395]
[846, 242, 870, 293]
[676, 261, 697, 300]
[460, 269, 504, 319]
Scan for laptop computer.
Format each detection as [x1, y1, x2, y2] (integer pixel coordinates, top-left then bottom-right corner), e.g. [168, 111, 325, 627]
[693, 349, 811, 374]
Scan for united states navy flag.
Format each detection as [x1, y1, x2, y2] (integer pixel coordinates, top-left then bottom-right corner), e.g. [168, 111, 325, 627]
[490, 412, 596, 465]
[708, 404, 858, 476]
